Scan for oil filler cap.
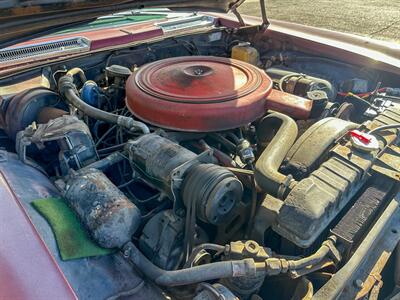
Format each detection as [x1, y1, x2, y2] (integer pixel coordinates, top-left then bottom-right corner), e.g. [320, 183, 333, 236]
[350, 129, 379, 152]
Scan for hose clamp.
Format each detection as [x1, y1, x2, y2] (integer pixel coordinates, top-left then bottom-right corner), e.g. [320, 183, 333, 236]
[277, 174, 293, 199]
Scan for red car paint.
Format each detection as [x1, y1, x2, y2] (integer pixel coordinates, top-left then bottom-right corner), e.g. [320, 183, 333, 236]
[0, 172, 76, 299]
[0, 20, 164, 73]
[2, 13, 400, 76]
[126, 56, 272, 132]
[265, 89, 312, 120]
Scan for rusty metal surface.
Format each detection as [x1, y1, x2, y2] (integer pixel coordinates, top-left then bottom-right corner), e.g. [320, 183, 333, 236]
[64, 168, 141, 248]
[372, 144, 400, 181]
[355, 251, 388, 299]
[37, 107, 68, 124]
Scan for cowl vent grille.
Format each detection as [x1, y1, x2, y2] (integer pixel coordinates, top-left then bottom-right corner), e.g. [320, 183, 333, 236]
[0, 37, 90, 64]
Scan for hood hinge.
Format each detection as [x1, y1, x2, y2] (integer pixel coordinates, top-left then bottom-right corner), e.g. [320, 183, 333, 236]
[230, 0, 246, 26]
[230, 0, 269, 30]
[259, 0, 270, 30]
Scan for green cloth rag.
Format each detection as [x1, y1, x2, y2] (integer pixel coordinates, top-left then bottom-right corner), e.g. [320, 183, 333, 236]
[32, 197, 113, 261]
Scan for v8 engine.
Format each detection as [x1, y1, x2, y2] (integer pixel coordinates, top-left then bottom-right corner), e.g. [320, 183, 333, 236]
[1, 38, 399, 300]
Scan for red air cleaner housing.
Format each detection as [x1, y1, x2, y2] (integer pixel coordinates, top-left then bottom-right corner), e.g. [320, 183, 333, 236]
[126, 56, 273, 132]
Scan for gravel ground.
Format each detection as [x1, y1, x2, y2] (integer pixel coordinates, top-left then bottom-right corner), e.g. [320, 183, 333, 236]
[239, 0, 400, 42]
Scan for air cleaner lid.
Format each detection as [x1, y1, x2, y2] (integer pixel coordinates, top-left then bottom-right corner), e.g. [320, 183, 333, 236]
[126, 56, 272, 132]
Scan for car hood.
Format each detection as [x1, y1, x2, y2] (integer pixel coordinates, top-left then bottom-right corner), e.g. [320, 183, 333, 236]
[0, 0, 243, 49]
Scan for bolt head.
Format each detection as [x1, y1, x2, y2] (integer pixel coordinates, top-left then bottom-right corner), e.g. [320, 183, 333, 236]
[354, 279, 364, 288]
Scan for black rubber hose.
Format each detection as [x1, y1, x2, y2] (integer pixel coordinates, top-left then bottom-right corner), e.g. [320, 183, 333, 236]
[368, 123, 400, 135]
[254, 112, 298, 198]
[208, 133, 237, 153]
[83, 151, 125, 171]
[66, 67, 87, 83]
[58, 75, 149, 134]
[344, 93, 371, 108]
[266, 67, 336, 100]
[123, 243, 259, 287]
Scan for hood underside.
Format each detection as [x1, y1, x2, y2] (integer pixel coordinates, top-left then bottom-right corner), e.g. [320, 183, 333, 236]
[0, 0, 242, 49]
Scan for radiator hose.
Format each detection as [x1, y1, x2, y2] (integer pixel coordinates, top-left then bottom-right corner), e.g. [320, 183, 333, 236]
[123, 238, 339, 286]
[254, 112, 298, 198]
[58, 70, 149, 134]
[122, 242, 262, 287]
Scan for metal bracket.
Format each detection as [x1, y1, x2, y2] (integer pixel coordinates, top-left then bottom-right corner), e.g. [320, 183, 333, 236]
[259, 0, 270, 30]
[15, 130, 33, 164]
[230, 0, 246, 26]
[170, 149, 214, 216]
[372, 144, 400, 181]
[230, 0, 270, 30]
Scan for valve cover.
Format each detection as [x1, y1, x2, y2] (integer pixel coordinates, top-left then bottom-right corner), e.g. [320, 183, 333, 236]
[125, 56, 273, 132]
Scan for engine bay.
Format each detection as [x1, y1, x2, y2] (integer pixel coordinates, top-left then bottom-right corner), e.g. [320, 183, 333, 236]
[1, 28, 400, 299]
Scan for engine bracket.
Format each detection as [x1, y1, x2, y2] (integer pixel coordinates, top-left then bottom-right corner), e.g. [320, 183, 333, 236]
[170, 149, 214, 216]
